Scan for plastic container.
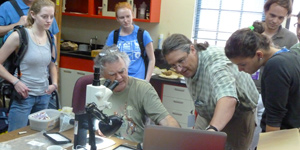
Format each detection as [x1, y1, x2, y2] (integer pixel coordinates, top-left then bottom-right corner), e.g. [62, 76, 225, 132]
[78, 44, 88, 51]
[62, 0, 66, 12]
[97, 6, 102, 15]
[28, 109, 61, 131]
[158, 34, 163, 49]
[145, 6, 150, 19]
[133, 4, 137, 18]
[138, 2, 147, 19]
[91, 49, 102, 57]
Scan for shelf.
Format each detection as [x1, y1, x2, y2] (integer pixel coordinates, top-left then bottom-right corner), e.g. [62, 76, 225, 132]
[62, 12, 157, 22]
[62, 0, 161, 23]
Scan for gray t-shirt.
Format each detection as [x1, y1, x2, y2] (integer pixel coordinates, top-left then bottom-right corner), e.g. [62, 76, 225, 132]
[271, 25, 298, 49]
[16, 28, 51, 96]
[102, 77, 169, 143]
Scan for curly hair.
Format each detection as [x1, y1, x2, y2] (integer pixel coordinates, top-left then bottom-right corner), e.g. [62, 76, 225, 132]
[225, 21, 271, 59]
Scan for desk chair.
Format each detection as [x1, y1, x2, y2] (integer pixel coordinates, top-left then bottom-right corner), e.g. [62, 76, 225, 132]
[72, 74, 94, 114]
[48, 90, 60, 110]
[71, 74, 95, 148]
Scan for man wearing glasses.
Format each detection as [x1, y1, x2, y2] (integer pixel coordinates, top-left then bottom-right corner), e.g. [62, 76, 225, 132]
[291, 12, 300, 54]
[162, 34, 259, 150]
[93, 45, 180, 143]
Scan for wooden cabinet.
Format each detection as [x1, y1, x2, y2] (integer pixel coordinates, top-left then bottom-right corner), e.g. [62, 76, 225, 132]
[62, 0, 161, 23]
[60, 68, 92, 107]
[162, 84, 195, 128]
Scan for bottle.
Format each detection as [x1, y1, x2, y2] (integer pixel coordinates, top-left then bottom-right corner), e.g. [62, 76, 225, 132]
[62, 0, 66, 12]
[158, 34, 163, 49]
[145, 6, 150, 20]
[138, 2, 147, 19]
[133, 4, 137, 18]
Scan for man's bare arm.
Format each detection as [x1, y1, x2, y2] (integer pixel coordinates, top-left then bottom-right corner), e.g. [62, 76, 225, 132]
[159, 115, 181, 127]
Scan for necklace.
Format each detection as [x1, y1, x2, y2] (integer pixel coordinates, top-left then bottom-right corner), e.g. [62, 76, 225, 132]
[32, 29, 41, 45]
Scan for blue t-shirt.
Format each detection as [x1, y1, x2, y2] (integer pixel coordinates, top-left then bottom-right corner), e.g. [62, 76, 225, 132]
[106, 24, 152, 79]
[0, 0, 59, 35]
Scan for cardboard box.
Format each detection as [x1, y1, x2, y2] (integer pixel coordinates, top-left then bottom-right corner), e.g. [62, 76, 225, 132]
[258, 128, 300, 150]
[28, 109, 61, 131]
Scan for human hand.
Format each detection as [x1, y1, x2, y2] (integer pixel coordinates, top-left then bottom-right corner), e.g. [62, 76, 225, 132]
[206, 129, 217, 132]
[95, 129, 106, 137]
[45, 84, 57, 94]
[14, 80, 29, 98]
[18, 16, 28, 26]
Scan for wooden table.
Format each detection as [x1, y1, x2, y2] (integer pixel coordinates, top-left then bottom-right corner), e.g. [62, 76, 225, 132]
[0, 126, 137, 150]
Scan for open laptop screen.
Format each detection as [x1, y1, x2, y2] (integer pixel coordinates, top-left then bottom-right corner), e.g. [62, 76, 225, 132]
[143, 125, 227, 150]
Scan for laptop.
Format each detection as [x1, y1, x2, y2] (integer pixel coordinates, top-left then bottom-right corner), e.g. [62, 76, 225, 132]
[143, 125, 227, 150]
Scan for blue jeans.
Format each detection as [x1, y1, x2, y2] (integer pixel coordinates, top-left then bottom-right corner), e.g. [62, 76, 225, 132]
[8, 94, 51, 132]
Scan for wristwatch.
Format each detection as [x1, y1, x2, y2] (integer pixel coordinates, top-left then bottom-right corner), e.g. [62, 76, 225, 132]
[205, 125, 218, 131]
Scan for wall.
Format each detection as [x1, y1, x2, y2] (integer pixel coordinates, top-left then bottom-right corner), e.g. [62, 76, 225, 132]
[61, 0, 196, 48]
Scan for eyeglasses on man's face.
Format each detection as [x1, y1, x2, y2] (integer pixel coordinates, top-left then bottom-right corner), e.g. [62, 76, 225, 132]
[170, 52, 190, 70]
[294, 23, 300, 28]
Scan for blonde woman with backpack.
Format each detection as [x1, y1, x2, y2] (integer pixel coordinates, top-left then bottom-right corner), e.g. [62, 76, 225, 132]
[0, 0, 58, 132]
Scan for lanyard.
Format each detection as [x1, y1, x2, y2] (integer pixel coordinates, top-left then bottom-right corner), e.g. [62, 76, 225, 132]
[273, 48, 290, 56]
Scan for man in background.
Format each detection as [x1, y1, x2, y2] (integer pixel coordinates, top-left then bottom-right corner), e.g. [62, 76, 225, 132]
[0, 0, 59, 43]
[262, 0, 297, 49]
[250, 1, 298, 149]
[290, 12, 300, 54]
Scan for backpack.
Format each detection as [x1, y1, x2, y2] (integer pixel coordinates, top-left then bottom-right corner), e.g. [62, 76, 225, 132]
[113, 28, 149, 78]
[0, 0, 59, 110]
[0, 25, 57, 108]
[0, 108, 8, 134]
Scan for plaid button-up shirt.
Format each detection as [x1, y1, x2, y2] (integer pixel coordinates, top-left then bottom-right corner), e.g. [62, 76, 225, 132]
[186, 46, 258, 120]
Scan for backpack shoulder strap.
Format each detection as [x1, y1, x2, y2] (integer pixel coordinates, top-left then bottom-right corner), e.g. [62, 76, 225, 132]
[46, 30, 57, 63]
[12, 25, 28, 78]
[137, 28, 148, 79]
[13, 26, 28, 66]
[10, 0, 24, 17]
[137, 28, 145, 57]
[113, 29, 120, 45]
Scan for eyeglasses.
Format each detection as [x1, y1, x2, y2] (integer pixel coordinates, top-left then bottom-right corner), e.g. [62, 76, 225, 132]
[170, 52, 189, 70]
[294, 23, 300, 28]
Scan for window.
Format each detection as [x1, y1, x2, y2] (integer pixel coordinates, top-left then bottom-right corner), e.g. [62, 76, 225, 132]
[193, 0, 266, 46]
[288, 0, 300, 35]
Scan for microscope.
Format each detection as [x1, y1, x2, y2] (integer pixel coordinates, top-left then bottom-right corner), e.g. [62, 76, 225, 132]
[72, 67, 123, 150]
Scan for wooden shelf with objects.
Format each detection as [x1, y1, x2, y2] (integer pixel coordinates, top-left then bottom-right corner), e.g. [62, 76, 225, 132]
[62, 0, 161, 23]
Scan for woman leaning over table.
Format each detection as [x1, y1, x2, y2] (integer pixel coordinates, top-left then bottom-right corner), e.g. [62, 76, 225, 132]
[225, 21, 300, 132]
[0, 0, 58, 132]
[105, 2, 155, 81]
